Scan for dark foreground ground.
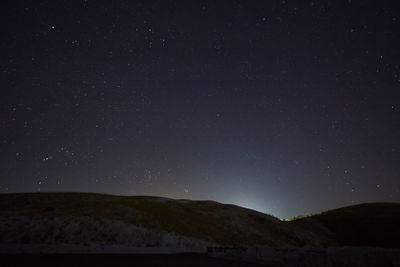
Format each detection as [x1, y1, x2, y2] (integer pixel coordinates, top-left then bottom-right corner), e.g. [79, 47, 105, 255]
[2, 247, 400, 267]
[0, 254, 267, 267]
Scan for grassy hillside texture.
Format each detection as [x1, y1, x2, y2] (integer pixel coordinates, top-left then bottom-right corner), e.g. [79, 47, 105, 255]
[0, 193, 398, 249]
[0, 193, 326, 248]
[291, 203, 400, 248]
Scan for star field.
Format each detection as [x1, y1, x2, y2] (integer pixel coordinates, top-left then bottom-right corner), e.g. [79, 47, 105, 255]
[1, 0, 400, 218]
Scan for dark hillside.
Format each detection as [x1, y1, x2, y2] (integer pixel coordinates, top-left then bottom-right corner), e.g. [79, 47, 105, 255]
[0, 192, 324, 248]
[1, 193, 399, 250]
[292, 203, 400, 248]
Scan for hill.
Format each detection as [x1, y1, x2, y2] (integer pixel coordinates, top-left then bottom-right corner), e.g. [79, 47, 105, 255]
[291, 202, 400, 248]
[0, 192, 326, 250]
[0, 193, 399, 252]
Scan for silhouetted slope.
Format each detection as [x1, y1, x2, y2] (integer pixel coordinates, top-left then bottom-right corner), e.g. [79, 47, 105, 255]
[292, 203, 400, 248]
[1, 193, 398, 250]
[0, 192, 324, 248]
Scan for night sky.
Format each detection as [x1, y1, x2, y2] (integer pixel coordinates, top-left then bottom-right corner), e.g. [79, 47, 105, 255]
[1, 0, 400, 219]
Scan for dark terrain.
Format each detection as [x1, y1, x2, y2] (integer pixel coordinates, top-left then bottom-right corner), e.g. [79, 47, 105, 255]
[291, 202, 400, 248]
[0, 254, 266, 267]
[0, 193, 399, 266]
